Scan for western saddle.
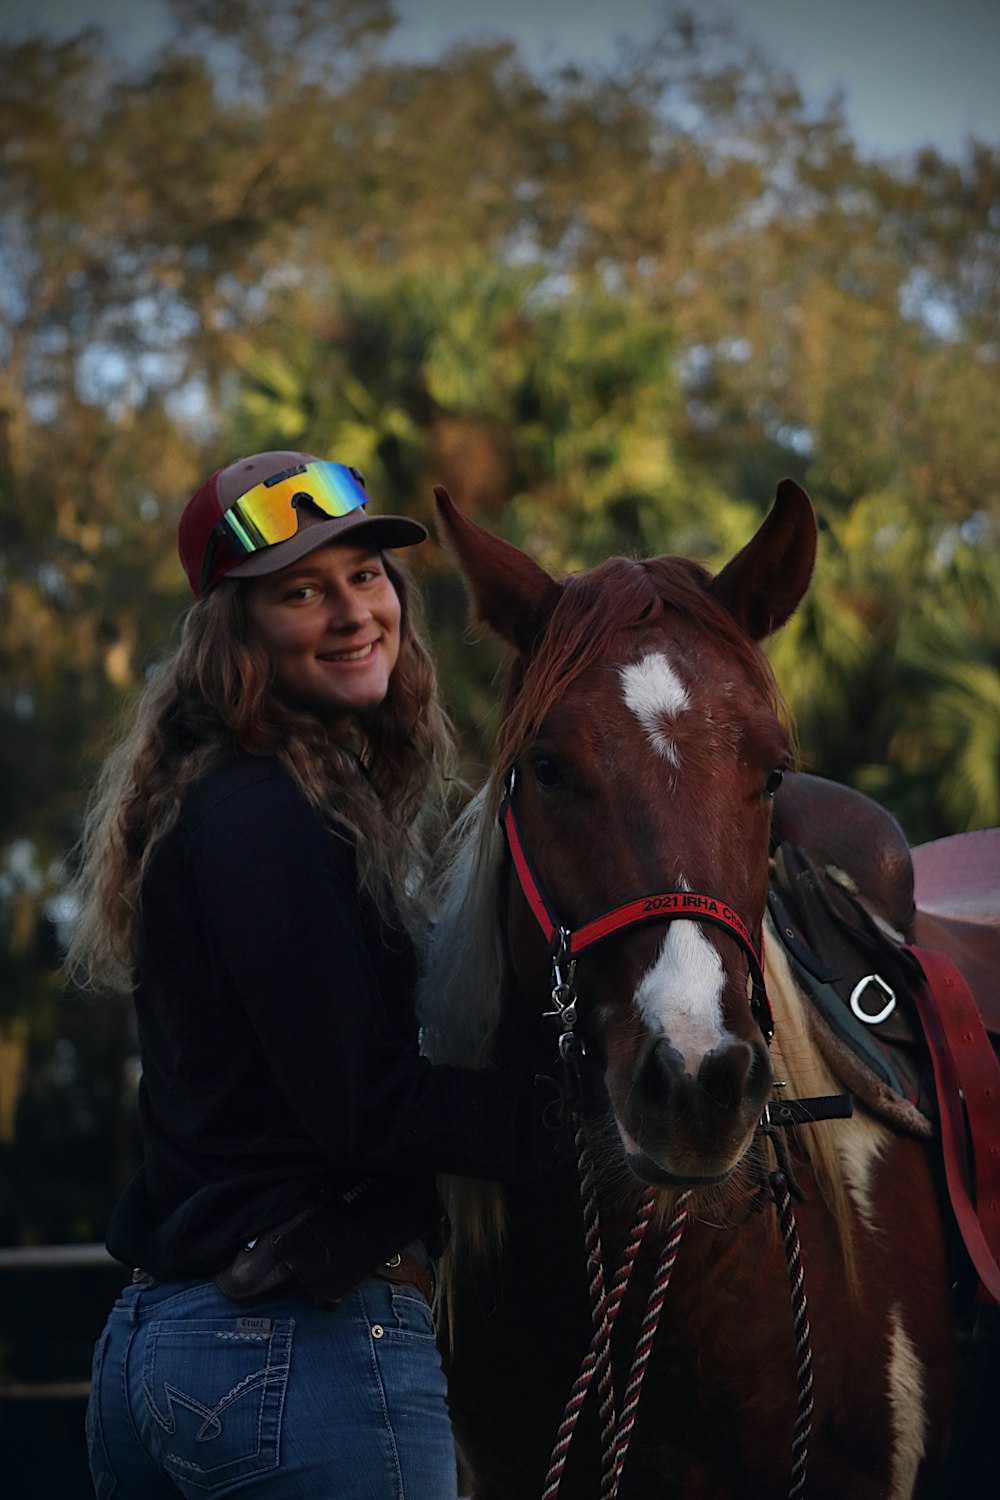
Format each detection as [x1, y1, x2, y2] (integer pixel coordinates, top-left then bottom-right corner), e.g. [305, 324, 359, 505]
[772, 772, 1000, 1304]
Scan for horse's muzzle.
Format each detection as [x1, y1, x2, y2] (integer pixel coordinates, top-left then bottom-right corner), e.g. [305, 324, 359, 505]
[615, 1033, 773, 1182]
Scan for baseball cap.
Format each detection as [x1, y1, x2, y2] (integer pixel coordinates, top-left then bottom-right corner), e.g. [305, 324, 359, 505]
[178, 450, 428, 598]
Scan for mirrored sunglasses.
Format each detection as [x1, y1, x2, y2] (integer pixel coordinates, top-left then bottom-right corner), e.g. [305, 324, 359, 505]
[202, 461, 369, 594]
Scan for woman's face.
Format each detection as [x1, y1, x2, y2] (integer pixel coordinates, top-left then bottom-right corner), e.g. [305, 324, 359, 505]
[245, 540, 402, 735]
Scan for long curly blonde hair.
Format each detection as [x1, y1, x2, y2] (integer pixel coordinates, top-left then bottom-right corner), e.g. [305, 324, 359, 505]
[65, 557, 457, 994]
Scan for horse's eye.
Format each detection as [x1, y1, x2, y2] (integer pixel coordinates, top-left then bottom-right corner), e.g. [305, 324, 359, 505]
[532, 757, 565, 790]
[763, 768, 784, 799]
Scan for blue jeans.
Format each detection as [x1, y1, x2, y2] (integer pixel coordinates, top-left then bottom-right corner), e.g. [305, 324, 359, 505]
[85, 1264, 458, 1498]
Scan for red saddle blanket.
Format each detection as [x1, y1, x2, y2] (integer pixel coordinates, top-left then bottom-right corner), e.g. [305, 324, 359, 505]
[911, 829, 1000, 1304]
[912, 829, 1000, 1038]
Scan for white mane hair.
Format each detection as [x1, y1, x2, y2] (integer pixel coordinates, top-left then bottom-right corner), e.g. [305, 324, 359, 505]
[418, 784, 507, 1068]
[762, 918, 884, 1288]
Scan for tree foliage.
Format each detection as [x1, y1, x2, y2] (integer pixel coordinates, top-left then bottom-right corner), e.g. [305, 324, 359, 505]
[1, 1, 998, 1300]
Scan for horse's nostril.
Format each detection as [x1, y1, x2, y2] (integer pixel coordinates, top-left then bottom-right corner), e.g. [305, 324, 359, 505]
[698, 1038, 754, 1111]
[698, 1037, 771, 1111]
[640, 1037, 686, 1097]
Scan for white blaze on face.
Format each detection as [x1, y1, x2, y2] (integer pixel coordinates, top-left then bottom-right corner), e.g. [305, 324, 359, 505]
[634, 922, 727, 1069]
[620, 651, 690, 766]
[620, 651, 724, 1066]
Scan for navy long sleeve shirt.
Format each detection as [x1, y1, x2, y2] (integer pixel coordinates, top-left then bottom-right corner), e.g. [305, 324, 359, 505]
[108, 754, 546, 1276]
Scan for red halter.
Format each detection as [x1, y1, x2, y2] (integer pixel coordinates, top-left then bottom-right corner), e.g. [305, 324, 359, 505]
[499, 773, 774, 1043]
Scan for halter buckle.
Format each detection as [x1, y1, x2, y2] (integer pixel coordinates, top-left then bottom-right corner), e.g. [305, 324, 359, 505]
[549, 928, 576, 998]
[544, 929, 581, 1054]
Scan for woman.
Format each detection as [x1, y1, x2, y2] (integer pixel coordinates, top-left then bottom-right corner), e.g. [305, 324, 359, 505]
[69, 451, 564, 1499]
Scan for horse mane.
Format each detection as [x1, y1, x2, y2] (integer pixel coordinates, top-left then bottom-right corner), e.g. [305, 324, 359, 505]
[763, 924, 887, 1292]
[492, 554, 789, 793]
[419, 786, 507, 1068]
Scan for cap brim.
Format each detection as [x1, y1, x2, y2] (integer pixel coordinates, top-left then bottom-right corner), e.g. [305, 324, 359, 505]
[226, 513, 427, 581]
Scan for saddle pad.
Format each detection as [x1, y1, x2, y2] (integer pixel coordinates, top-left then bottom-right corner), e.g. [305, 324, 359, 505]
[912, 829, 1000, 926]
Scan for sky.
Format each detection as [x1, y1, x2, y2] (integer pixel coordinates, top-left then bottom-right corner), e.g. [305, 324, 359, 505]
[2, 0, 999, 157]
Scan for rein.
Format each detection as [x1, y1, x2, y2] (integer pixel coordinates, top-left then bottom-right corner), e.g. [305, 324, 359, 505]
[498, 771, 849, 1498]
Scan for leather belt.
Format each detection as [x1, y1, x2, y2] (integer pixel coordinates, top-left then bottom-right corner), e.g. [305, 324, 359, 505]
[374, 1248, 435, 1305]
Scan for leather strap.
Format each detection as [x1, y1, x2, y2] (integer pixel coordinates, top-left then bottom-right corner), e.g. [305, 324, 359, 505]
[499, 792, 773, 1039]
[908, 944, 1000, 1304]
[374, 1249, 434, 1305]
[766, 1094, 854, 1127]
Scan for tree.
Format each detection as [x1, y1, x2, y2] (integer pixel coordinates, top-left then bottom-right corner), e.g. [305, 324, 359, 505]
[1, 0, 998, 1264]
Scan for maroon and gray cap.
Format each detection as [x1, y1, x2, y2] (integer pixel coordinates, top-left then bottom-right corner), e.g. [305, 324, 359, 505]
[178, 449, 427, 598]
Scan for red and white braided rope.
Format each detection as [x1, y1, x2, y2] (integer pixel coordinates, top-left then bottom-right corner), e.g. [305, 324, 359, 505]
[598, 1190, 658, 1498]
[541, 1132, 657, 1499]
[772, 1178, 814, 1500]
[542, 1143, 689, 1500]
[540, 1126, 614, 1500]
[542, 1134, 813, 1500]
[608, 1192, 691, 1498]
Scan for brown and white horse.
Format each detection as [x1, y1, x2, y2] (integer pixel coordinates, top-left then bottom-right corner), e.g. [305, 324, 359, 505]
[420, 482, 958, 1499]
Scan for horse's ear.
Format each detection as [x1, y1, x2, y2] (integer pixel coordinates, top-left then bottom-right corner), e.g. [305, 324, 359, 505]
[709, 479, 817, 640]
[433, 486, 561, 654]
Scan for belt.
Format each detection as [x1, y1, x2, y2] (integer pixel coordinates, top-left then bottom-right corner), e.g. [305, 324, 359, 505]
[374, 1248, 434, 1305]
[136, 1242, 436, 1309]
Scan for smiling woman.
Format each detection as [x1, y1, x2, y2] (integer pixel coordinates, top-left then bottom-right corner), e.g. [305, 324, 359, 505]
[245, 541, 403, 731]
[63, 449, 569, 1499]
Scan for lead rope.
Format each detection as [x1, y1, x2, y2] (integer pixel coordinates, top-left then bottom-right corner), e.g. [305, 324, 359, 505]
[598, 1182, 657, 1498]
[539, 963, 693, 1500]
[540, 1111, 690, 1500]
[538, 1118, 613, 1499]
[539, 939, 815, 1500]
[763, 1128, 815, 1500]
[607, 1192, 692, 1499]
[540, 1005, 654, 1500]
[775, 1181, 814, 1500]
[540, 1120, 668, 1500]
[543, 1124, 817, 1500]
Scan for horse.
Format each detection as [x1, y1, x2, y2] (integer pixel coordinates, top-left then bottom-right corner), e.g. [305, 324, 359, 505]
[418, 480, 979, 1500]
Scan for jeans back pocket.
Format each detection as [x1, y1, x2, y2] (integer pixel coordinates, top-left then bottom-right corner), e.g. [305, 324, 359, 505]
[385, 1281, 436, 1339]
[86, 1326, 118, 1500]
[141, 1315, 293, 1491]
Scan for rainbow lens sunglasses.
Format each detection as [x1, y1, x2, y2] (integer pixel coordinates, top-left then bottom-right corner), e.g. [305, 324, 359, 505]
[201, 461, 369, 595]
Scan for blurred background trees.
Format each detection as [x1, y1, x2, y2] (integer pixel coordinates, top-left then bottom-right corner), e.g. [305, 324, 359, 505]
[1, 0, 998, 1482]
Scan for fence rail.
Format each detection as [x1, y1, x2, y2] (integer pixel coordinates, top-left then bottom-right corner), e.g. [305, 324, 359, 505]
[0, 1244, 115, 1270]
[0, 1243, 117, 1402]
